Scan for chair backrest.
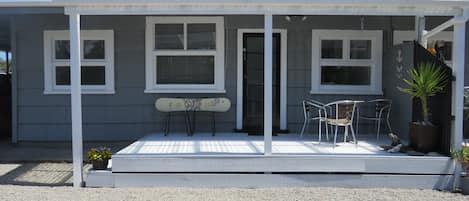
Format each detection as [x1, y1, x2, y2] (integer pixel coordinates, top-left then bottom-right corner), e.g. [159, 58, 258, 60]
[368, 99, 392, 117]
[302, 99, 326, 119]
[324, 100, 357, 122]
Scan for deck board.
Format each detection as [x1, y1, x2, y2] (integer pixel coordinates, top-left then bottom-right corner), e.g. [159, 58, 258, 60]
[116, 132, 408, 156]
[111, 133, 453, 174]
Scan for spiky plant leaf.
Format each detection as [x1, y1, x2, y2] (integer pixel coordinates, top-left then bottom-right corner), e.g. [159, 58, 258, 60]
[398, 62, 449, 122]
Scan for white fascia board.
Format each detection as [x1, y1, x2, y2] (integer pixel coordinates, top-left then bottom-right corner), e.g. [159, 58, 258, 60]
[1, 0, 469, 9]
[63, 5, 463, 16]
[3, 0, 469, 7]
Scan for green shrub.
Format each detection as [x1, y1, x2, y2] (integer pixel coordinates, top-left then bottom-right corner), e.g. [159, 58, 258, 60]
[87, 147, 112, 161]
[453, 146, 469, 173]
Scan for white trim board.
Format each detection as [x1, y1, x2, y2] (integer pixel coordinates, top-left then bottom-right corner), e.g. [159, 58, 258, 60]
[236, 29, 288, 130]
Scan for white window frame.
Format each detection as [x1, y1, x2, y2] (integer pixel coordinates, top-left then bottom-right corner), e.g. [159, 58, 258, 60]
[43, 30, 115, 94]
[311, 30, 383, 95]
[393, 30, 453, 66]
[145, 16, 225, 93]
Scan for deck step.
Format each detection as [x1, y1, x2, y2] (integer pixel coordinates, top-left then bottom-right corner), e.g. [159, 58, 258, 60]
[111, 154, 454, 174]
[86, 171, 454, 189]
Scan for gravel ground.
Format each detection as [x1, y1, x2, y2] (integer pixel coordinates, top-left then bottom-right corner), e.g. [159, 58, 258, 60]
[0, 186, 468, 201]
[0, 162, 467, 201]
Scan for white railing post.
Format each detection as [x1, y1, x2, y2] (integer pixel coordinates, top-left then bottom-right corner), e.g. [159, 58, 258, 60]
[264, 14, 273, 155]
[69, 13, 84, 188]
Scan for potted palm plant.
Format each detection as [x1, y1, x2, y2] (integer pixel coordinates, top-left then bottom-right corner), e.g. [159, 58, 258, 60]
[87, 147, 112, 170]
[398, 62, 449, 153]
[453, 145, 469, 195]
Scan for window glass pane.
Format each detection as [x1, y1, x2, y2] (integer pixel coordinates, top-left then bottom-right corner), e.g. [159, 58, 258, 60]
[55, 66, 106, 85]
[321, 66, 371, 85]
[155, 24, 184, 50]
[55, 66, 70, 85]
[156, 56, 214, 84]
[55, 40, 70, 59]
[321, 40, 342, 59]
[350, 40, 371, 59]
[84, 40, 105, 59]
[187, 24, 216, 50]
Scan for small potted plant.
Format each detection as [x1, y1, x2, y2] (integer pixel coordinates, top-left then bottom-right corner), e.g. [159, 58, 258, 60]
[453, 145, 469, 195]
[398, 62, 449, 153]
[87, 147, 112, 170]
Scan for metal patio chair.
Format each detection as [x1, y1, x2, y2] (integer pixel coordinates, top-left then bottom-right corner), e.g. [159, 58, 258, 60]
[324, 100, 359, 148]
[355, 99, 392, 141]
[300, 99, 330, 143]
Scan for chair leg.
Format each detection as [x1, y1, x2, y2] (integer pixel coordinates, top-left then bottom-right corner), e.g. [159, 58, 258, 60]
[350, 124, 358, 147]
[325, 121, 329, 141]
[211, 112, 216, 136]
[377, 119, 381, 141]
[300, 119, 308, 137]
[185, 111, 192, 136]
[386, 118, 393, 133]
[344, 126, 348, 143]
[333, 125, 338, 148]
[318, 120, 322, 144]
[164, 112, 171, 136]
[355, 117, 360, 136]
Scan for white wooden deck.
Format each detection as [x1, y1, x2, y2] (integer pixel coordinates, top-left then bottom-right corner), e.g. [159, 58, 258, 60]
[116, 132, 405, 156]
[86, 132, 455, 188]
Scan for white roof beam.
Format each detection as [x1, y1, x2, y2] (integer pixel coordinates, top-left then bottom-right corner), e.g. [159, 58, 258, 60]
[423, 8, 469, 41]
[64, 5, 463, 16]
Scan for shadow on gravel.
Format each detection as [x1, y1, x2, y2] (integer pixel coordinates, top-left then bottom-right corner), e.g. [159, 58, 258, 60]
[0, 163, 86, 186]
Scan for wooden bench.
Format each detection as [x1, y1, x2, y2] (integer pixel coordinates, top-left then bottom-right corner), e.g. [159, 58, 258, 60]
[155, 98, 231, 136]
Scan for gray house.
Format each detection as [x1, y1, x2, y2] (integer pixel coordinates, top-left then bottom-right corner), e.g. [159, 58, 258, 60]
[0, 0, 468, 189]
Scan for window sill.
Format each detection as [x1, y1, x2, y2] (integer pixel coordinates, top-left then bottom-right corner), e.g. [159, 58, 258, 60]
[44, 89, 116, 95]
[310, 90, 383, 96]
[144, 89, 226, 94]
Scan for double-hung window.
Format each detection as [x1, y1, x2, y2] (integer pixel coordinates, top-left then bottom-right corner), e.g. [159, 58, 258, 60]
[145, 16, 225, 93]
[311, 30, 383, 95]
[43, 30, 115, 94]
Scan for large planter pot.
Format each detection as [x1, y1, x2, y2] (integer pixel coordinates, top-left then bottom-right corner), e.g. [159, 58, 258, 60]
[409, 122, 439, 153]
[461, 177, 469, 195]
[91, 159, 109, 170]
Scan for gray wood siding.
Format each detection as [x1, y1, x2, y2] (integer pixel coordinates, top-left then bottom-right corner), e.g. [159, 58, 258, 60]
[12, 14, 458, 141]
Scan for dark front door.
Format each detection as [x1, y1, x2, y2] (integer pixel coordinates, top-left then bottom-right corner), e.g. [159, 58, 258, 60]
[242, 33, 281, 135]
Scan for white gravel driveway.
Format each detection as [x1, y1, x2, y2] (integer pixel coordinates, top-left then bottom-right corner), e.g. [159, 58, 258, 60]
[0, 163, 467, 201]
[0, 186, 468, 201]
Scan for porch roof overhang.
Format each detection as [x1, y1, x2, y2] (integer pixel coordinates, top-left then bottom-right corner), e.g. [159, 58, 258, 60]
[0, 0, 468, 16]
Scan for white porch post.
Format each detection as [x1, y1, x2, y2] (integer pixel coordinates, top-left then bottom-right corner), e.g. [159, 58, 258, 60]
[69, 13, 84, 188]
[264, 14, 273, 155]
[415, 16, 427, 47]
[452, 20, 466, 156]
[451, 15, 467, 190]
